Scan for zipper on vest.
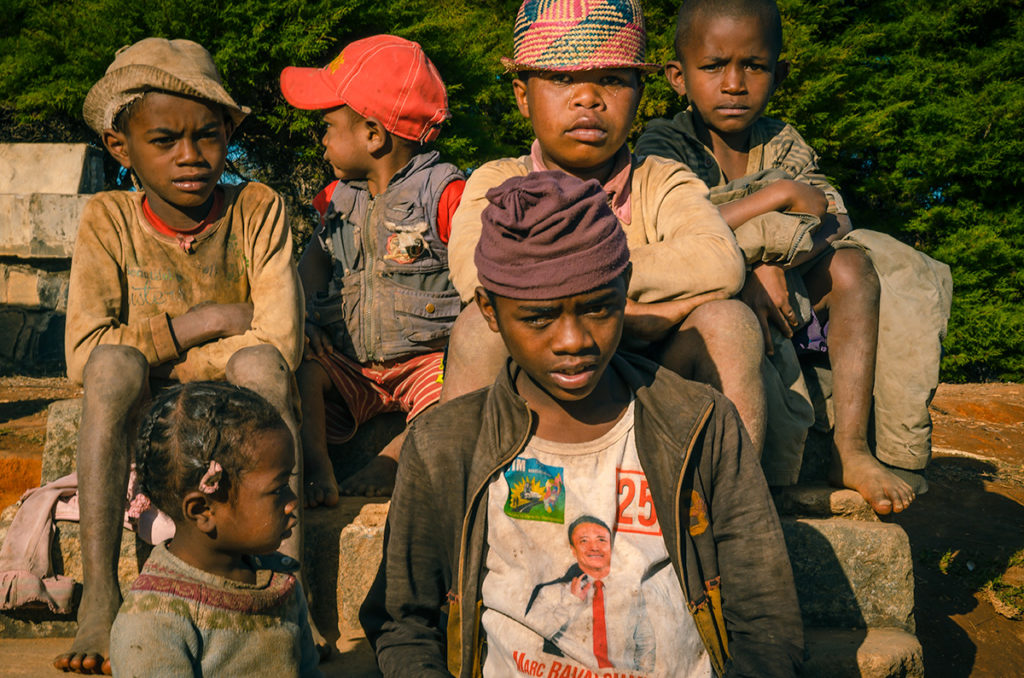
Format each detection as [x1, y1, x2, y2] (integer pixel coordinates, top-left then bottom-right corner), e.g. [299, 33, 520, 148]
[362, 195, 379, 361]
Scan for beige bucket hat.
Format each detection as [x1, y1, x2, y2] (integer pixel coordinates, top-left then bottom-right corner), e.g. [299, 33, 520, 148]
[83, 37, 250, 134]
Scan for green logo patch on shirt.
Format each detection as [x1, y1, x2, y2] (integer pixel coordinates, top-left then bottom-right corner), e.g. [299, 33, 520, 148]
[503, 457, 564, 523]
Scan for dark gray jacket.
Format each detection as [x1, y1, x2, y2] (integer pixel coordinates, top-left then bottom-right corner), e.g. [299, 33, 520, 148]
[360, 353, 803, 677]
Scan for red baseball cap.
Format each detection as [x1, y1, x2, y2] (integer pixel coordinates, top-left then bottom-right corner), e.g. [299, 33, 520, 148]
[280, 35, 450, 143]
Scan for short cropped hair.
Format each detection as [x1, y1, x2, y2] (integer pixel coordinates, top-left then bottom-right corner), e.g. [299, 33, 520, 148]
[674, 0, 783, 61]
[567, 515, 612, 544]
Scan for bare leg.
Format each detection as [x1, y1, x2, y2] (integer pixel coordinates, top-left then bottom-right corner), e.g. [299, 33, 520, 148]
[807, 248, 915, 514]
[438, 302, 509, 404]
[226, 345, 329, 659]
[296, 360, 339, 508]
[55, 345, 149, 675]
[655, 299, 767, 455]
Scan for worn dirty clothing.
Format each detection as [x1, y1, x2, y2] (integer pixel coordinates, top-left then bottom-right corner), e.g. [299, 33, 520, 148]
[447, 147, 745, 305]
[360, 353, 803, 678]
[637, 108, 952, 471]
[481, 402, 709, 677]
[110, 543, 321, 678]
[314, 350, 444, 445]
[65, 183, 303, 384]
[310, 151, 464, 363]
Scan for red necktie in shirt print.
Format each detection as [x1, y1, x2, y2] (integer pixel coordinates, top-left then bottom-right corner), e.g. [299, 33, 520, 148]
[592, 580, 613, 668]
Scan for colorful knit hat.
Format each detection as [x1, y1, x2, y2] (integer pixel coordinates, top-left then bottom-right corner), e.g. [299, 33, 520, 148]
[476, 171, 630, 300]
[501, 0, 659, 73]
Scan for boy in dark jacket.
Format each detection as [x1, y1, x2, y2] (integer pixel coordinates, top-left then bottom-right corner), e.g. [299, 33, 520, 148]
[361, 171, 802, 678]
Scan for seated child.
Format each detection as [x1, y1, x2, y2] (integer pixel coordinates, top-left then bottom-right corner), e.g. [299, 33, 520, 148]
[280, 35, 465, 504]
[55, 38, 306, 673]
[443, 0, 770, 456]
[636, 0, 952, 513]
[360, 171, 803, 677]
[110, 382, 321, 677]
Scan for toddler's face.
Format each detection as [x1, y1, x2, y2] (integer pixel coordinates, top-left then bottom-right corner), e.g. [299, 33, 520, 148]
[214, 428, 297, 556]
[321, 105, 373, 180]
[513, 69, 640, 181]
[669, 13, 781, 142]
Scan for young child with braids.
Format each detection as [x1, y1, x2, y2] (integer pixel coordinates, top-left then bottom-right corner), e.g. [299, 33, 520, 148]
[109, 382, 322, 677]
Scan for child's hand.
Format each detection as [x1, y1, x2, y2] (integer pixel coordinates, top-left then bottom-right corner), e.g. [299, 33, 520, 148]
[777, 180, 828, 218]
[740, 263, 797, 354]
[304, 321, 334, 359]
[624, 291, 730, 342]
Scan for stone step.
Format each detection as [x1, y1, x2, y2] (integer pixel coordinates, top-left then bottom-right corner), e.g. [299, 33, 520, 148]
[782, 517, 915, 632]
[774, 484, 877, 520]
[802, 627, 924, 678]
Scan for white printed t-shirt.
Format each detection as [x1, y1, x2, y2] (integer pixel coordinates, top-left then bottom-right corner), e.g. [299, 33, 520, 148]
[480, 402, 711, 678]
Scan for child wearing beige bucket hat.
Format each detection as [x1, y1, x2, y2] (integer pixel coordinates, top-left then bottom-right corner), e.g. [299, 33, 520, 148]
[441, 0, 770, 471]
[55, 37, 315, 675]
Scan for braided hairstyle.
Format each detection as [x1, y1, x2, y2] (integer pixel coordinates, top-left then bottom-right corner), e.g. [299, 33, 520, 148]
[135, 381, 288, 521]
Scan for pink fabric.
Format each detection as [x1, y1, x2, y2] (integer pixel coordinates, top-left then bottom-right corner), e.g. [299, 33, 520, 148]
[0, 469, 176, 613]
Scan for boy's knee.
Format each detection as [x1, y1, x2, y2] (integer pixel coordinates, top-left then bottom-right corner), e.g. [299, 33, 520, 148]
[226, 344, 290, 386]
[82, 344, 149, 403]
[831, 248, 880, 299]
[684, 298, 762, 358]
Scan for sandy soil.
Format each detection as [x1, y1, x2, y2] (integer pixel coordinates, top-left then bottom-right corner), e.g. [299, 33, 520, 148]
[0, 377, 1022, 676]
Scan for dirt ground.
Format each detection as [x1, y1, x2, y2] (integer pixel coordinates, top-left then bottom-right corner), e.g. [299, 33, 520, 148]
[1, 377, 1023, 676]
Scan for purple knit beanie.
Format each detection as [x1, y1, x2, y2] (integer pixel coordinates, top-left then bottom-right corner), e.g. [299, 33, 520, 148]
[475, 171, 630, 299]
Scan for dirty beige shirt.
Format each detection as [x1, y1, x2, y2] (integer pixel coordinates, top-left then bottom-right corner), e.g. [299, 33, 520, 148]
[447, 153, 744, 304]
[65, 182, 303, 384]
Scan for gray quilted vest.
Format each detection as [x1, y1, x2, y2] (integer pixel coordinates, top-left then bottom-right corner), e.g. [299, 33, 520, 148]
[308, 151, 464, 363]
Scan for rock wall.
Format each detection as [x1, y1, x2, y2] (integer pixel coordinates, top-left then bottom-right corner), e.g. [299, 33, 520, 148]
[0, 143, 102, 374]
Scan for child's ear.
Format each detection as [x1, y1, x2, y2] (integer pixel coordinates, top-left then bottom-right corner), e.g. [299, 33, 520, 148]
[512, 77, 531, 119]
[773, 60, 790, 89]
[363, 117, 388, 155]
[181, 491, 217, 535]
[474, 288, 502, 334]
[102, 129, 132, 170]
[664, 61, 687, 98]
[223, 116, 237, 143]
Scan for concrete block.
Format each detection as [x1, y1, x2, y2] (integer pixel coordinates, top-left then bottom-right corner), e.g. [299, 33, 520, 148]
[775, 484, 877, 521]
[0, 193, 91, 259]
[304, 499, 388, 640]
[783, 517, 915, 632]
[0, 263, 69, 311]
[0, 144, 104, 194]
[42, 399, 81, 484]
[802, 627, 924, 678]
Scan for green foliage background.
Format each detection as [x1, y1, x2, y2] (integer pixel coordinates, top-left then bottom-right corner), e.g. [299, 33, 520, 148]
[2, 0, 1021, 381]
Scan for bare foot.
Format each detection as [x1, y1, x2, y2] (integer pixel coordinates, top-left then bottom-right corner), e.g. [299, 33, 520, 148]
[304, 449, 340, 509]
[829, 443, 916, 514]
[339, 455, 398, 497]
[53, 588, 120, 674]
[885, 465, 930, 496]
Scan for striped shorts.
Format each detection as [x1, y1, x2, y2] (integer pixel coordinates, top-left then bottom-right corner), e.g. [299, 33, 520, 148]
[315, 350, 444, 445]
